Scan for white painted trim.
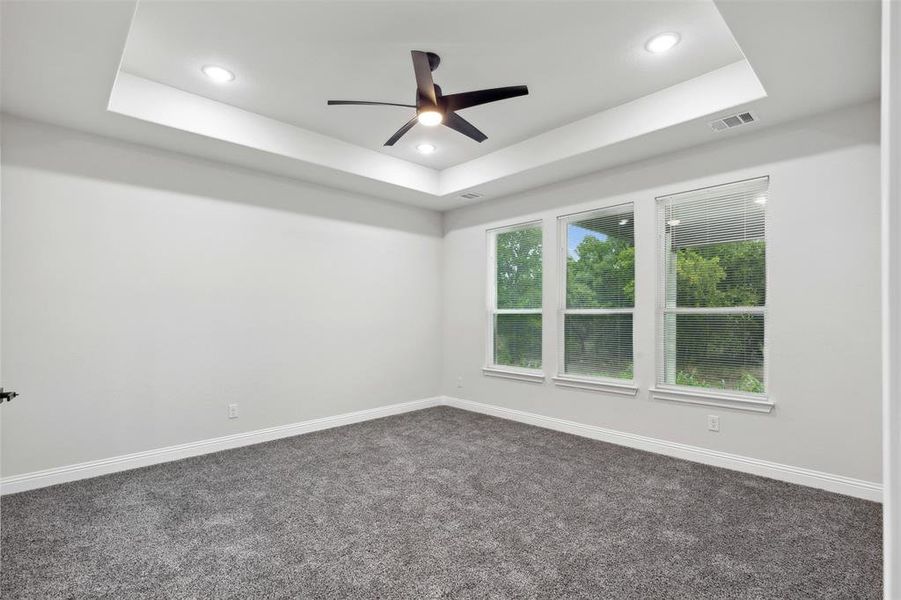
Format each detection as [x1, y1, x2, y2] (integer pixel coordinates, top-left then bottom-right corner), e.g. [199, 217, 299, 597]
[4, 394, 880, 504]
[108, 61, 765, 200]
[562, 308, 635, 316]
[654, 176, 771, 402]
[442, 396, 881, 502]
[0, 397, 443, 496]
[482, 367, 546, 384]
[439, 60, 767, 195]
[494, 309, 543, 315]
[650, 387, 774, 414]
[556, 203, 638, 389]
[552, 375, 638, 396]
[485, 221, 545, 376]
[109, 73, 439, 195]
[882, 0, 901, 594]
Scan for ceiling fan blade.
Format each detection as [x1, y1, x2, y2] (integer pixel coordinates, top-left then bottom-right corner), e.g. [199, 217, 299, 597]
[443, 85, 529, 112]
[411, 50, 437, 106]
[384, 115, 419, 146]
[443, 112, 487, 143]
[328, 100, 416, 108]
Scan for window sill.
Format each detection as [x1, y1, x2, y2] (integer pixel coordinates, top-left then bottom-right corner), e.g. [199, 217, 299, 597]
[552, 375, 638, 396]
[649, 387, 774, 414]
[482, 367, 545, 384]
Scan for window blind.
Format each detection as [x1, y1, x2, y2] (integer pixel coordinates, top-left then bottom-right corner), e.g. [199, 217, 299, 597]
[490, 224, 543, 370]
[562, 204, 635, 380]
[657, 177, 768, 394]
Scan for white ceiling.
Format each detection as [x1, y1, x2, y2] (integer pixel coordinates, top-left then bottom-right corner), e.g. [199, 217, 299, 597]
[0, 1, 881, 211]
[121, 1, 744, 170]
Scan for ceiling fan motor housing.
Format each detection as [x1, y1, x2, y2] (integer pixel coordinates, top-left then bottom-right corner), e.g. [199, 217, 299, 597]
[426, 52, 440, 72]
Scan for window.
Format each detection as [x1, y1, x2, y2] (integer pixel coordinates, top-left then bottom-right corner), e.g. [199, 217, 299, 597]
[656, 177, 768, 397]
[559, 204, 635, 383]
[487, 223, 543, 375]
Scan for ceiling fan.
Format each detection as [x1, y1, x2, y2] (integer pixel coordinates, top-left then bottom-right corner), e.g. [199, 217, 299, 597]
[327, 51, 528, 146]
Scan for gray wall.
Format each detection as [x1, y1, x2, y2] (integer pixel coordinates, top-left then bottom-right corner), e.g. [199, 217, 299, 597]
[0, 101, 884, 486]
[442, 102, 883, 483]
[0, 116, 443, 477]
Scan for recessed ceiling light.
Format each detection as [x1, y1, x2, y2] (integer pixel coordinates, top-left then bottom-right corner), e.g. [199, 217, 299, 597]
[645, 32, 681, 54]
[417, 110, 443, 127]
[755, 196, 767, 205]
[201, 65, 235, 83]
[667, 219, 681, 226]
[416, 143, 436, 154]
[619, 219, 629, 226]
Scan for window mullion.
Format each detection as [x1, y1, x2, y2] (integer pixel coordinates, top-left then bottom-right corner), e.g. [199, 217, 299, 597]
[664, 306, 765, 315]
[564, 307, 634, 316]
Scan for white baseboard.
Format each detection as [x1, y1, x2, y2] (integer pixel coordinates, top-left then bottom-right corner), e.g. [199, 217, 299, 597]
[2, 395, 883, 502]
[442, 396, 883, 502]
[0, 396, 443, 496]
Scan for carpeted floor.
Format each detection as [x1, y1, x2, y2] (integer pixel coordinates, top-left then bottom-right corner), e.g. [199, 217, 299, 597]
[0, 406, 882, 599]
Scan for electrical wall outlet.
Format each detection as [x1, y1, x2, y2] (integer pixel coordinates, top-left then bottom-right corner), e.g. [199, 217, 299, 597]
[456, 376, 463, 389]
[228, 403, 239, 419]
[707, 415, 720, 432]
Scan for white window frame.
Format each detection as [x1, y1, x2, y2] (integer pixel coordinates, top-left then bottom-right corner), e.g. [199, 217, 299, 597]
[483, 221, 545, 383]
[552, 204, 638, 396]
[651, 176, 774, 413]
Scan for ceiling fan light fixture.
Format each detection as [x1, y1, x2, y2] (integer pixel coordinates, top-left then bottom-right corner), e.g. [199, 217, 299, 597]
[201, 64, 235, 83]
[417, 110, 443, 127]
[416, 143, 436, 154]
[645, 32, 681, 54]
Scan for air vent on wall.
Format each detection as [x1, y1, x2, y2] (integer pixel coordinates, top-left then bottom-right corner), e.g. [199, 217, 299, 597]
[459, 192, 484, 200]
[708, 111, 758, 132]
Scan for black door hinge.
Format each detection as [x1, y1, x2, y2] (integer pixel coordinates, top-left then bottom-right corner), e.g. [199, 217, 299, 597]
[0, 388, 19, 403]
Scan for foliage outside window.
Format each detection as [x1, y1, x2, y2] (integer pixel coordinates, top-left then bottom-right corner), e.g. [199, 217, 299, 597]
[561, 205, 635, 380]
[490, 224, 542, 370]
[657, 177, 768, 395]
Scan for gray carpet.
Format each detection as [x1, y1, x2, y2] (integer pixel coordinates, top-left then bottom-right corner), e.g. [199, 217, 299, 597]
[1, 406, 882, 599]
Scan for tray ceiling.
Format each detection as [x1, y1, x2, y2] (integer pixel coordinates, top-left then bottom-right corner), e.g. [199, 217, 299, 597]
[1, 0, 880, 209]
[120, 1, 745, 170]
